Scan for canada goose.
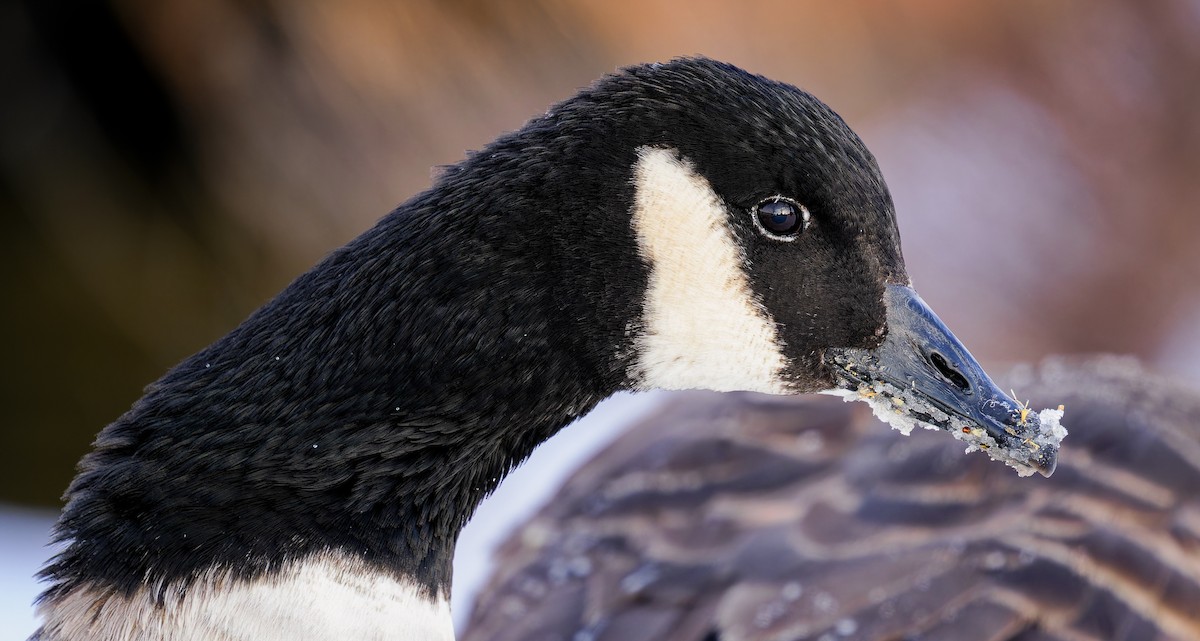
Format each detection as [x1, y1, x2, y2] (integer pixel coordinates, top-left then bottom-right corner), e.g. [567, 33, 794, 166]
[35, 58, 1061, 640]
[461, 357, 1200, 641]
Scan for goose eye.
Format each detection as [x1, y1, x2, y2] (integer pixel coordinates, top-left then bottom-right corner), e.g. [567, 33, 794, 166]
[754, 199, 809, 239]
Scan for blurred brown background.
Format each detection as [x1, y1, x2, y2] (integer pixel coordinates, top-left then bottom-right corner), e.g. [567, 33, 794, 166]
[2, 0, 1198, 508]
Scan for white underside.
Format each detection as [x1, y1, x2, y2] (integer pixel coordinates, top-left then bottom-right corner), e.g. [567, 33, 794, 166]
[629, 147, 790, 394]
[35, 553, 454, 641]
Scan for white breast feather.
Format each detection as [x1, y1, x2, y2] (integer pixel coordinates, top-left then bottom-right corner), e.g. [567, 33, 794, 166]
[35, 553, 454, 641]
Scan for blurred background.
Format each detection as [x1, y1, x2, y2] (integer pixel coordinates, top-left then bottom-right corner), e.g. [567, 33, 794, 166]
[2, 0, 1198, 637]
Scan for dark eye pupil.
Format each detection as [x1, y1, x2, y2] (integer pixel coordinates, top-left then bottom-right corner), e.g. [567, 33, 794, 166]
[757, 201, 804, 235]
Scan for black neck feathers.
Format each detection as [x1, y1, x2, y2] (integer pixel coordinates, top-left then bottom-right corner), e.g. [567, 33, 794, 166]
[43, 123, 649, 600]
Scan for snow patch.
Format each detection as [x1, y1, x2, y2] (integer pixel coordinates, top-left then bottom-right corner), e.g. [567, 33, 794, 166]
[824, 383, 1066, 477]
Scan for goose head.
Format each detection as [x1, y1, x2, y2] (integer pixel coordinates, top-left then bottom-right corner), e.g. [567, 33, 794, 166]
[536, 59, 1059, 475]
[36, 57, 1059, 641]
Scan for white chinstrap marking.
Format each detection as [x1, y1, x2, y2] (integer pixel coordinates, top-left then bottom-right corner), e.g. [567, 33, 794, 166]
[35, 553, 454, 641]
[629, 147, 790, 394]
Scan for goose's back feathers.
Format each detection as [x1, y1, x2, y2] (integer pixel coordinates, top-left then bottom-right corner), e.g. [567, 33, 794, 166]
[462, 357, 1200, 641]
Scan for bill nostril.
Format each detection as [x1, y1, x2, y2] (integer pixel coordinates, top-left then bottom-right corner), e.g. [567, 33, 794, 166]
[929, 351, 971, 392]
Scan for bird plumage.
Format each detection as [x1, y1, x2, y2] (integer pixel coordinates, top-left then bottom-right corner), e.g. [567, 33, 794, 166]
[462, 357, 1200, 641]
[35, 57, 1051, 640]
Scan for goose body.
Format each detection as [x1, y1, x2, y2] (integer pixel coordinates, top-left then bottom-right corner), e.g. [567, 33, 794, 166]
[36, 58, 1056, 640]
[461, 358, 1200, 641]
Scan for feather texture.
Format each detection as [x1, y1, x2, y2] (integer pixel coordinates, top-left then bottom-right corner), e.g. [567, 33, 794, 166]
[463, 357, 1200, 641]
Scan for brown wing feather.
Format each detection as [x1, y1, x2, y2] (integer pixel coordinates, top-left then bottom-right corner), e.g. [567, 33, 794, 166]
[462, 357, 1200, 641]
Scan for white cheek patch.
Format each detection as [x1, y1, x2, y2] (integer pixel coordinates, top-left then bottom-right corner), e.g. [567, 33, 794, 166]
[629, 147, 791, 394]
[35, 553, 455, 641]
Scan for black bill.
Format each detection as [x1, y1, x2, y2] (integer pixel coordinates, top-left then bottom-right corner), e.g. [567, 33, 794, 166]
[827, 285, 1060, 477]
